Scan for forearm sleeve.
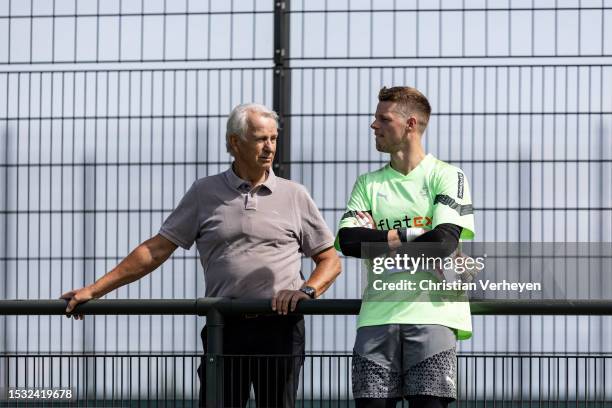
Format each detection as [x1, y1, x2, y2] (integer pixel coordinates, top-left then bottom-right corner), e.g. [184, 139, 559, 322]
[409, 223, 462, 258]
[337, 227, 389, 258]
[337, 223, 462, 259]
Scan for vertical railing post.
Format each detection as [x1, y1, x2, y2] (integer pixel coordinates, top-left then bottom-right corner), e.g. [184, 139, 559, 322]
[273, 0, 291, 179]
[206, 308, 224, 407]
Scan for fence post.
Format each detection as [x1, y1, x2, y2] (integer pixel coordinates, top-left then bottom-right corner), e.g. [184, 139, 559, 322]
[206, 308, 224, 407]
[273, 0, 291, 179]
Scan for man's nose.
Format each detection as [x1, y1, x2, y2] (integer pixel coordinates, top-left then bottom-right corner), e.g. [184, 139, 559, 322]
[370, 120, 378, 129]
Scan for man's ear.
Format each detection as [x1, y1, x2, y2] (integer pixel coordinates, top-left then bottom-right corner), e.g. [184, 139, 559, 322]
[405, 116, 418, 132]
[229, 134, 240, 154]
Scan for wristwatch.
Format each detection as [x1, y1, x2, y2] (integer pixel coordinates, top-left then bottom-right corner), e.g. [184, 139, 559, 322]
[299, 285, 316, 299]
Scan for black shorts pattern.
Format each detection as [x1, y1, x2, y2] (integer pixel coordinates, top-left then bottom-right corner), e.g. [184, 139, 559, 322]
[352, 348, 457, 400]
[352, 352, 402, 398]
[404, 348, 457, 399]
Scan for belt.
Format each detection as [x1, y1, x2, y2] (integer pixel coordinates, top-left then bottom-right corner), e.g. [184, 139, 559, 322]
[242, 313, 265, 319]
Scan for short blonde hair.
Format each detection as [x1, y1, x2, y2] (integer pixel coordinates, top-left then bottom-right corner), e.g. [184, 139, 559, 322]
[378, 86, 431, 133]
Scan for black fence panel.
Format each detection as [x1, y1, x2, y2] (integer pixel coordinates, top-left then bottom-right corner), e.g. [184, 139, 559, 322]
[1, 0, 611, 388]
[2, 353, 612, 406]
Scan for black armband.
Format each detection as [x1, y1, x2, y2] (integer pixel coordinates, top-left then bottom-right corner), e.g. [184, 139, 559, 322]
[337, 227, 389, 258]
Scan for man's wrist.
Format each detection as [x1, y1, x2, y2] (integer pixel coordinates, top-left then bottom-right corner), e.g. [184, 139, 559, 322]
[396, 227, 409, 242]
[387, 230, 402, 250]
[85, 283, 98, 299]
[89, 279, 111, 299]
[299, 285, 317, 299]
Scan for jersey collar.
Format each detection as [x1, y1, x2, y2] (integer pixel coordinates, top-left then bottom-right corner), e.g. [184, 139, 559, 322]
[386, 153, 434, 178]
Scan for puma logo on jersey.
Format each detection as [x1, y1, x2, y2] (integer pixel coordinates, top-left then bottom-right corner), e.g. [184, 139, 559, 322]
[377, 192, 388, 200]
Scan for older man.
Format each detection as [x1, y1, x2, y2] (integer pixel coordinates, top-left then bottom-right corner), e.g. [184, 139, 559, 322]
[62, 103, 341, 407]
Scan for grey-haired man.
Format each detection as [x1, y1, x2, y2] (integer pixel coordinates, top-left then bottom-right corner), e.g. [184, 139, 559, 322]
[62, 103, 341, 407]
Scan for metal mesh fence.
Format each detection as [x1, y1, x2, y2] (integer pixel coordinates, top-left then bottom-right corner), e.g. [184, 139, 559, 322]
[0, 0, 274, 63]
[287, 1, 612, 60]
[2, 353, 612, 406]
[1, 0, 611, 366]
[0, 1, 276, 358]
[287, 2, 612, 355]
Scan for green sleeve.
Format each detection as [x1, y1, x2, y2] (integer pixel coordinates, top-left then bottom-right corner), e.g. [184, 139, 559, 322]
[431, 166, 475, 240]
[334, 175, 370, 250]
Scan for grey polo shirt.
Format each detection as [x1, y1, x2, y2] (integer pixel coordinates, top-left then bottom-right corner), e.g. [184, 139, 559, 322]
[159, 167, 335, 299]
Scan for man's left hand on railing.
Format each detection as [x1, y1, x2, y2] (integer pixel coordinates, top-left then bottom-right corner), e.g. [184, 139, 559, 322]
[270, 247, 340, 315]
[271, 290, 310, 315]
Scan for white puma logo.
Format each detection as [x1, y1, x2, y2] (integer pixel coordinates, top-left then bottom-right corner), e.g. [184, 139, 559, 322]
[446, 376, 455, 386]
[377, 192, 387, 200]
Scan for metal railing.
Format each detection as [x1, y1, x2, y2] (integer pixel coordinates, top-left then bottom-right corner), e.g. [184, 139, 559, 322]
[2, 299, 612, 406]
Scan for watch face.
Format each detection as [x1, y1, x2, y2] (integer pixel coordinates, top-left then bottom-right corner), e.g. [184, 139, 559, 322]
[301, 286, 315, 298]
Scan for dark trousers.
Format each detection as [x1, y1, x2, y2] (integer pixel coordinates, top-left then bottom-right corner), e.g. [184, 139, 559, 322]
[198, 314, 305, 408]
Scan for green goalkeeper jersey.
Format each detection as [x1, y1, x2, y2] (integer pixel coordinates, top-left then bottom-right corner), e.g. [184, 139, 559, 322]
[336, 154, 476, 340]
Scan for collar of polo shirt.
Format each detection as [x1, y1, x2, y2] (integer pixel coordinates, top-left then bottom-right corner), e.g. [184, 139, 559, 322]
[225, 164, 278, 193]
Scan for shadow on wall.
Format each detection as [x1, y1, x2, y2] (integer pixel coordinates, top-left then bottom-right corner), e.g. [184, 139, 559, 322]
[0, 122, 6, 300]
[81, 147, 96, 353]
[0, 121, 7, 382]
[597, 121, 611, 240]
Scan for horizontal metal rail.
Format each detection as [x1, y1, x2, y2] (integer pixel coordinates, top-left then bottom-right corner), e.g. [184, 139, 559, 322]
[3, 298, 612, 406]
[1, 299, 612, 316]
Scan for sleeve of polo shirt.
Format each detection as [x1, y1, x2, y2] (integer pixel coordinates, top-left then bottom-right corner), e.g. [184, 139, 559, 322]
[297, 187, 335, 257]
[158, 181, 201, 250]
